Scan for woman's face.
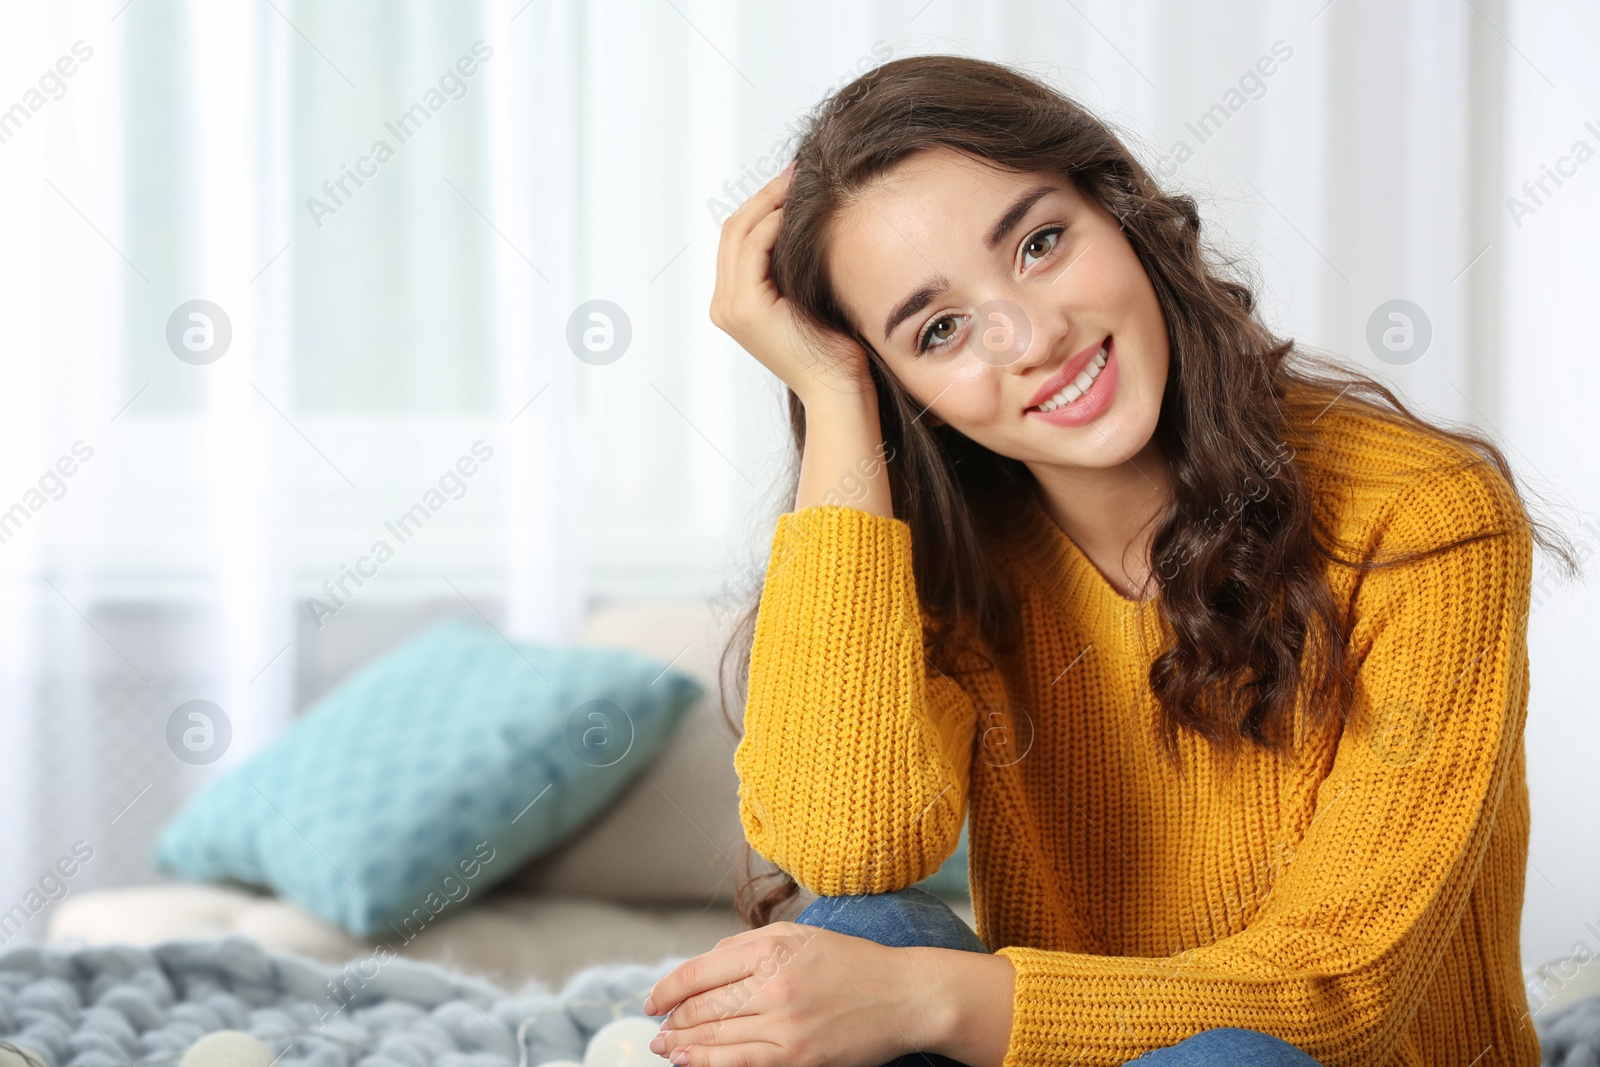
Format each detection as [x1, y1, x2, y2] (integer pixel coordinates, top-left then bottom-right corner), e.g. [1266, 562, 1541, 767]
[826, 146, 1169, 472]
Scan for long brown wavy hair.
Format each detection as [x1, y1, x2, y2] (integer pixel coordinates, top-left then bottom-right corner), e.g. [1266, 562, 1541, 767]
[717, 54, 1581, 928]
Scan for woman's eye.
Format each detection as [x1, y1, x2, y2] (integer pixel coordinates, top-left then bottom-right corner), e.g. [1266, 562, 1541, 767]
[914, 226, 1065, 356]
[917, 316, 961, 355]
[1022, 226, 1064, 268]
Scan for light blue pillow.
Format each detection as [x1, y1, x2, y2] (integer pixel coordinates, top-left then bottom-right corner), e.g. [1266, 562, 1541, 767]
[913, 821, 970, 899]
[155, 618, 701, 936]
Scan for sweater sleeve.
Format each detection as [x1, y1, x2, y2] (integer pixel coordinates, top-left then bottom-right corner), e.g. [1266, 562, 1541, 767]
[732, 505, 983, 897]
[992, 462, 1535, 1067]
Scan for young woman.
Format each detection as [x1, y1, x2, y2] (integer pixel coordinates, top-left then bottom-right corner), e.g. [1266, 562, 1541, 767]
[642, 55, 1575, 1067]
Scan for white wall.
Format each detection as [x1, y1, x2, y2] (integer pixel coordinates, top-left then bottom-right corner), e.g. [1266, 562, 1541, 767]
[1500, 0, 1600, 972]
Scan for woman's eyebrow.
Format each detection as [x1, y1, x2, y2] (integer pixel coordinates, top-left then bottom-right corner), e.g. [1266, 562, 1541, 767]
[882, 184, 1058, 344]
[984, 184, 1056, 251]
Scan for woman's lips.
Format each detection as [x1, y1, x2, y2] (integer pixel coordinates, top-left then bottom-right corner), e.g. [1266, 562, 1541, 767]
[1024, 336, 1119, 427]
[1024, 335, 1111, 410]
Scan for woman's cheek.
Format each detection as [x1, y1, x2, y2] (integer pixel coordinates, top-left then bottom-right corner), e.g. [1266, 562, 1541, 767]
[934, 358, 998, 415]
[947, 354, 991, 387]
[933, 360, 1009, 424]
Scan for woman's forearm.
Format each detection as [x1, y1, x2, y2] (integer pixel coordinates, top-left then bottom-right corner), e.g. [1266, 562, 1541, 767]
[794, 389, 895, 519]
[906, 945, 1017, 1067]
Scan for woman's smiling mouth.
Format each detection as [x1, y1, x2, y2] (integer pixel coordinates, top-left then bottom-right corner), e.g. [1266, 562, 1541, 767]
[1024, 335, 1119, 426]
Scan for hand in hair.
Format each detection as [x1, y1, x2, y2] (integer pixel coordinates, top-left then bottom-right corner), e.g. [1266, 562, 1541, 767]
[710, 164, 875, 406]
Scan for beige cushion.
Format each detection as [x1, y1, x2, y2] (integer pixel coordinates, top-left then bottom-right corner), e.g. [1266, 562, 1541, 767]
[508, 600, 785, 904]
[48, 884, 364, 962]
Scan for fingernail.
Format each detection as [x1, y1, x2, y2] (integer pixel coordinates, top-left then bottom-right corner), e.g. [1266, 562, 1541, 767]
[643, 994, 656, 1014]
[649, 1033, 666, 1054]
[780, 160, 795, 178]
[670, 1048, 690, 1065]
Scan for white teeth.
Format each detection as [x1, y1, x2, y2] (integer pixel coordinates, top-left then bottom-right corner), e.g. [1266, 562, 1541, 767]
[1037, 342, 1109, 412]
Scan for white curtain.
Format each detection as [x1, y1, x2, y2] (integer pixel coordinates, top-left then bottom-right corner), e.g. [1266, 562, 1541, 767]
[0, 1, 589, 933]
[1, 0, 1595, 980]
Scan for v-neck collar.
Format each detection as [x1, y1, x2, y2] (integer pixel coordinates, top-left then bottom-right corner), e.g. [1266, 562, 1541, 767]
[1013, 488, 1159, 607]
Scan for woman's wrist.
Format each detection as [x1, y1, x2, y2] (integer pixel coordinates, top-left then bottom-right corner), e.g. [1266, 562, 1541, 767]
[795, 379, 879, 419]
[905, 945, 1017, 1067]
[793, 384, 894, 518]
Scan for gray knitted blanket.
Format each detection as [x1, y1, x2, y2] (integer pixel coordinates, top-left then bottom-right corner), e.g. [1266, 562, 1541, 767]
[0, 938, 680, 1067]
[2, 937, 1596, 1066]
[1537, 996, 1600, 1066]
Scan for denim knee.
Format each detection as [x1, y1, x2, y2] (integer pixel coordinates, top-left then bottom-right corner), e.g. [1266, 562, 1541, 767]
[1126, 1027, 1325, 1066]
[794, 885, 989, 953]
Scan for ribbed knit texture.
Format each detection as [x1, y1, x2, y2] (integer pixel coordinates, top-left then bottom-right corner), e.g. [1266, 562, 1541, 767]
[732, 389, 1538, 1067]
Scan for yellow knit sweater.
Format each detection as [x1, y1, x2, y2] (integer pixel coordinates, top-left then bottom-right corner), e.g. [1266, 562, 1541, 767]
[732, 388, 1537, 1067]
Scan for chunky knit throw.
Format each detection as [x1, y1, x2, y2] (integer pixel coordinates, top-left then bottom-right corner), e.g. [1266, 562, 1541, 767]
[733, 384, 1539, 1066]
[0, 937, 676, 1067]
[0, 933, 1594, 1067]
[1535, 996, 1600, 1065]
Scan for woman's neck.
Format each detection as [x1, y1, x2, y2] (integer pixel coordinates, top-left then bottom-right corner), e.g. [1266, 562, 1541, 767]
[1028, 438, 1174, 600]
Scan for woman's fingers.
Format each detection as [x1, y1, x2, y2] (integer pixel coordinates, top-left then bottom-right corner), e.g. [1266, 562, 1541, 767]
[712, 168, 793, 326]
[661, 971, 767, 1030]
[646, 925, 815, 1017]
[664, 1040, 788, 1067]
[720, 167, 792, 247]
[651, 1011, 772, 1060]
[646, 945, 756, 1017]
[733, 207, 786, 312]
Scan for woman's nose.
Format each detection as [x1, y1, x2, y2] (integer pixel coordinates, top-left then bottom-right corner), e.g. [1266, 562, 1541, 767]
[968, 296, 1039, 369]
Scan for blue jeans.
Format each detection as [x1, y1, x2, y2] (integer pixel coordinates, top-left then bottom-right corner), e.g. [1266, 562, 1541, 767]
[794, 887, 1325, 1067]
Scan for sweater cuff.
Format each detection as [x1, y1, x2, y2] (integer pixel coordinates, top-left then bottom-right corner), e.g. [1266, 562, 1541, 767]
[993, 946, 1181, 1067]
